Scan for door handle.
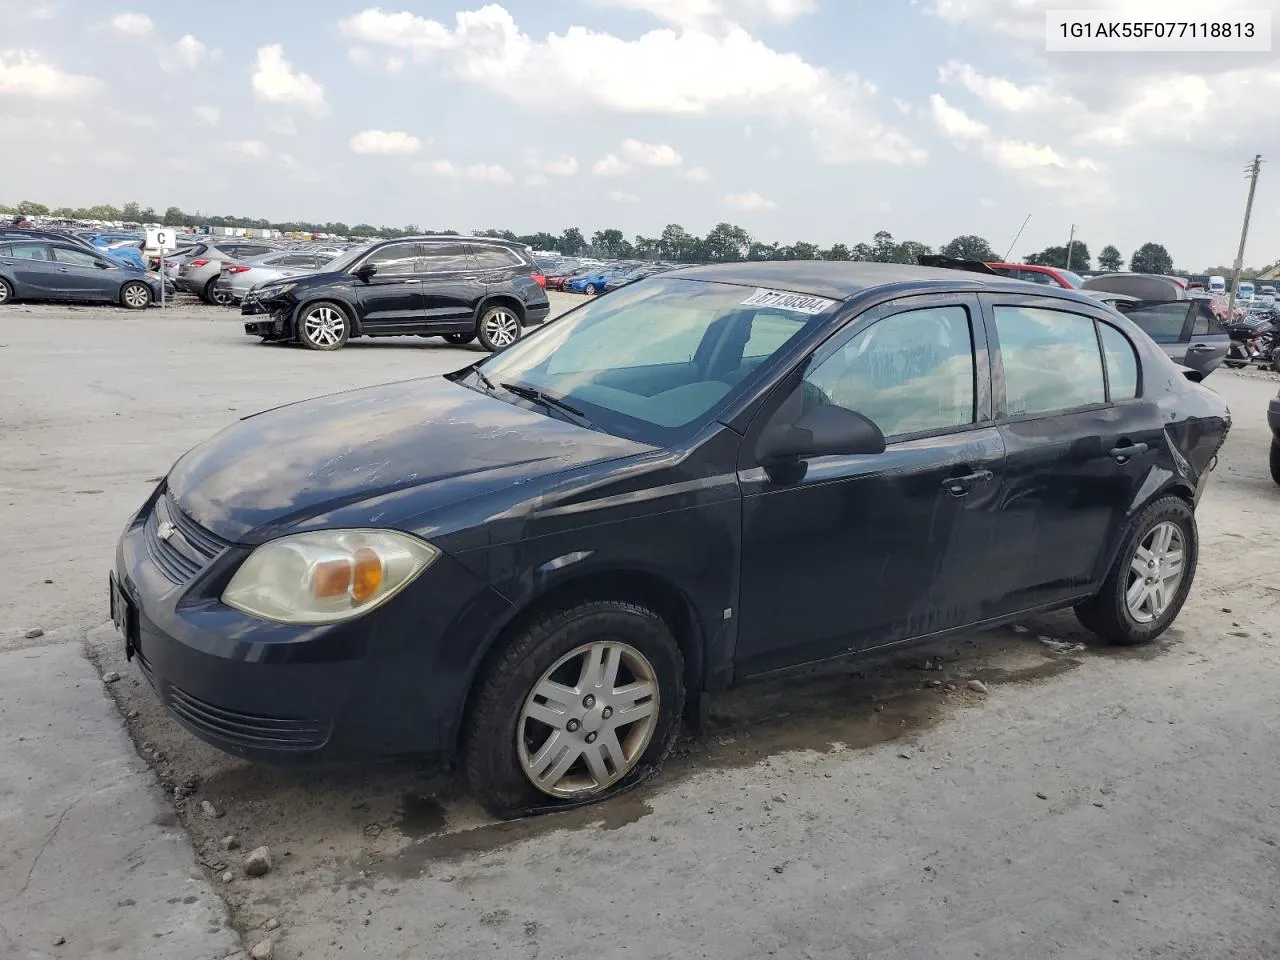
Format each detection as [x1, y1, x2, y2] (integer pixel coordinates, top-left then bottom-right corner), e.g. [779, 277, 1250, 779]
[402, 279, 421, 284]
[942, 470, 993, 497]
[1109, 442, 1149, 463]
[1188, 343, 1216, 352]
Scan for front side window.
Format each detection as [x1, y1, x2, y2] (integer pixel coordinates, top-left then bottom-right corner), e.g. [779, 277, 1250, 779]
[803, 305, 976, 439]
[53, 247, 103, 267]
[364, 242, 419, 276]
[474, 277, 833, 442]
[994, 306, 1106, 416]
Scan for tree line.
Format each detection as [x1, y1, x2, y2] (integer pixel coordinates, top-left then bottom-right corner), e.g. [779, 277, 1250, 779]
[2, 198, 1238, 277]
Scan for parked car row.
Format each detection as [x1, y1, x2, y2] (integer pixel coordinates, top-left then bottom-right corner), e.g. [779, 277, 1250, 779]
[539, 257, 690, 295]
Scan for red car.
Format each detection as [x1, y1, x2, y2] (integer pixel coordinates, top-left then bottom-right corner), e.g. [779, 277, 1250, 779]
[983, 262, 1085, 289]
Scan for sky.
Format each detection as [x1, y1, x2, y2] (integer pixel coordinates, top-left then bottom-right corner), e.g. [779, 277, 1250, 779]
[1, 0, 1278, 270]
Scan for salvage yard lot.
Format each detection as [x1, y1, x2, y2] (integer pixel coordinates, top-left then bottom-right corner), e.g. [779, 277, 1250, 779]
[3, 296, 1280, 959]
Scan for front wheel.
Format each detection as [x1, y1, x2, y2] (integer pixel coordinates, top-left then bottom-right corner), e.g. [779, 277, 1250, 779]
[477, 305, 521, 352]
[297, 302, 350, 351]
[584, 284, 597, 296]
[463, 601, 684, 819]
[1074, 496, 1198, 645]
[120, 281, 152, 310]
[1270, 440, 1280, 486]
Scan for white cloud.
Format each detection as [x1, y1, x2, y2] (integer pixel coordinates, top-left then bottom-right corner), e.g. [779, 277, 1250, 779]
[586, 0, 816, 29]
[226, 139, 270, 160]
[620, 138, 682, 167]
[336, 5, 922, 166]
[938, 60, 1074, 113]
[525, 173, 549, 186]
[892, 98, 912, 115]
[0, 49, 101, 100]
[466, 162, 513, 183]
[684, 165, 711, 182]
[413, 159, 459, 177]
[724, 191, 776, 211]
[593, 153, 630, 176]
[929, 94, 988, 140]
[252, 44, 325, 111]
[527, 152, 579, 175]
[608, 189, 640, 203]
[349, 129, 422, 155]
[193, 105, 220, 126]
[110, 12, 153, 36]
[168, 34, 210, 69]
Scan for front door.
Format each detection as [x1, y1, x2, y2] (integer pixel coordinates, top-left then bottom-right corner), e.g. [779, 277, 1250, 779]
[735, 294, 1005, 678]
[418, 242, 486, 329]
[979, 296, 1160, 612]
[50, 246, 117, 300]
[352, 241, 425, 330]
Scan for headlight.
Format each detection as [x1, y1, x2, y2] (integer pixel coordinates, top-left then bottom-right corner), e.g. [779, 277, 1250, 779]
[222, 529, 439, 624]
[260, 282, 296, 296]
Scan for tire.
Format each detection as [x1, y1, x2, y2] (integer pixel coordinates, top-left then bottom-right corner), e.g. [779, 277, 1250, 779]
[1270, 440, 1280, 487]
[296, 301, 350, 351]
[1074, 496, 1198, 646]
[476, 304, 522, 352]
[444, 332, 477, 345]
[120, 281, 152, 310]
[0, 277, 12, 305]
[584, 284, 597, 296]
[463, 600, 685, 819]
[203, 278, 233, 307]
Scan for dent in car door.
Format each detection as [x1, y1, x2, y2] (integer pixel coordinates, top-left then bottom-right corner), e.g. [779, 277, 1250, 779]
[351, 241, 425, 330]
[981, 298, 1162, 613]
[735, 294, 1005, 677]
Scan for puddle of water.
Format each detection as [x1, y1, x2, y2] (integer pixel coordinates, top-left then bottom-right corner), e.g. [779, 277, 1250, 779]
[397, 792, 448, 838]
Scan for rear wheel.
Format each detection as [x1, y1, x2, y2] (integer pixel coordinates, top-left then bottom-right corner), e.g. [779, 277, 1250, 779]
[463, 601, 684, 819]
[1270, 440, 1280, 486]
[297, 302, 350, 351]
[477, 305, 521, 352]
[120, 281, 151, 310]
[204, 278, 233, 307]
[1074, 496, 1198, 645]
[444, 332, 477, 345]
[0, 278, 12, 305]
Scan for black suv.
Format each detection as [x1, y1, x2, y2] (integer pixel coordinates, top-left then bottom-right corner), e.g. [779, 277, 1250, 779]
[242, 235, 551, 352]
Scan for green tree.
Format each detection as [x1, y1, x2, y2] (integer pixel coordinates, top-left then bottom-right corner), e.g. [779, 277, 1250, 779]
[591, 228, 631, 258]
[0, 203, 14, 215]
[163, 206, 187, 226]
[1025, 242, 1092, 271]
[84, 204, 121, 221]
[892, 240, 933, 264]
[747, 241, 778, 261]
[850, 242, 873, 261]
[1129, 242, 1173, 275]
[869, 230, 897, 262]
[822, 243, 852, 261]
[940, 234, 995, 262]
[703, 222, 751, 262]
[788, 241, 820, 260]
[558, 227, 586, 255]
[658, 224, 694, 260]
[1097, 245, 1123, 272]
[17, 201, 49, 216]
[633, 235, 659, 259]
[518, 232, 560, 252]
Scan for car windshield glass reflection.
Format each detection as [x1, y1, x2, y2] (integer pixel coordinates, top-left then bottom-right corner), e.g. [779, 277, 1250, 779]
[475, 277, 831, 443]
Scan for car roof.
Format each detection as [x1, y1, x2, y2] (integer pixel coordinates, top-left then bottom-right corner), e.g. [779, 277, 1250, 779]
[663, 261, 996, 300]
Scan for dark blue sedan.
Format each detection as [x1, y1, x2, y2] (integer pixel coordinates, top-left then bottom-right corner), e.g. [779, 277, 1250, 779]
[110, 262, 1229, 817]
[0, 239, 165, 308]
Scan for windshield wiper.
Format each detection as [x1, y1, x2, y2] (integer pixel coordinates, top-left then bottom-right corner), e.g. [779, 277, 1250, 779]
[499, 381, 593, 428]
[471, 366, 498, 393]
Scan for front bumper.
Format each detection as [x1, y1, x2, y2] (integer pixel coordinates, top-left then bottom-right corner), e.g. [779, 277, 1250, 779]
[111, 490, 510, 764]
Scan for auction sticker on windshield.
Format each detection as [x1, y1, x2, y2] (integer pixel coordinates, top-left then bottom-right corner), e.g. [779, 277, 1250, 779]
[740, 288, 838, 314]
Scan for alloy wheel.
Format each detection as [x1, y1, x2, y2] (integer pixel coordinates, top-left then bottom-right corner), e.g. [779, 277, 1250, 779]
[517, 640, 660, 798]
[483, 309, 520, 348]
[1125, 521, 1185, 623]
[211, 287, 234, 306]
[0, 281, 10, 305]
[123, 284, 150, 308]
[303, 306, 346, 347]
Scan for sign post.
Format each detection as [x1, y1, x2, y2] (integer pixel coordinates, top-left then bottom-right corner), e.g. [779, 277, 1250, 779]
[146, 228, 175, 309]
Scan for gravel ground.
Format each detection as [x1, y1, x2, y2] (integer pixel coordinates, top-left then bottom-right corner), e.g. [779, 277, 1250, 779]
[3, 296, 1280, 960]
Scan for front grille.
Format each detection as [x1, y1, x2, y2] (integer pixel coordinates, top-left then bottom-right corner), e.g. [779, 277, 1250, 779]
[167, 685, 331, 751]
[144, 491, 229, 584]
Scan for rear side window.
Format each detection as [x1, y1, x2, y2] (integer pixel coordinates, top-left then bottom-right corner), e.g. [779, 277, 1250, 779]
[420, 243, 471, 273]
[1119, 302, 1187, 343]
[6, 243, 51, 261]
[1097, 323, 1139, 400]
[472, 246, 524, 269]
[993, 306, 1105, 416]
[1191, 304, 1224, 336]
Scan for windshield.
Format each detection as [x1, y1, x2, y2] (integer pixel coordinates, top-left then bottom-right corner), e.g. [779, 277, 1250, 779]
[321, 244, 372, 274]
[1059, 270, 1085, 289]
[472, 276, 836, 444]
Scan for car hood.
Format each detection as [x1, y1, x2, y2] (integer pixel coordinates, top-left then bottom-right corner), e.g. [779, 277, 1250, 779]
[166, 375, 649, 543]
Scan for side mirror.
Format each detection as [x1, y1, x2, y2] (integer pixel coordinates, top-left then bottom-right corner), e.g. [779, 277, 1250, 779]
[354, 262, 377, 281]
[757, 403, 886, 463]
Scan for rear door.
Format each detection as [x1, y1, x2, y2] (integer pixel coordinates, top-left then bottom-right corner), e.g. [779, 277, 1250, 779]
[979, 294, 1164, 613]
[1112, 300, 1193, 366]
[351, 241, 425, 330]
[418, 242, 486, 328]
[1184, 301, 1230, 375]
[1, 242, 59, 296]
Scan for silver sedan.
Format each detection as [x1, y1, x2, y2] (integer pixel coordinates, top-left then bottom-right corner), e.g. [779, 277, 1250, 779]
[212, 251, 338, 305]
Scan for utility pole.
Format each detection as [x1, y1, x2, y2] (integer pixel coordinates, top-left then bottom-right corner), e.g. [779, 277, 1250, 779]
[1002, 213, 1031, 262]
[1065, 223, 1076, 271]
[1227, 154, 1263, 322]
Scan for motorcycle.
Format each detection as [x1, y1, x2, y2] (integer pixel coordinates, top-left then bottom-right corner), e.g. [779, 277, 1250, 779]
[1223, 312, 1280, 370]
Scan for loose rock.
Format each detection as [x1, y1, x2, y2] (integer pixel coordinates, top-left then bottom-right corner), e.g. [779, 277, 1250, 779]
[250, 938, 274, 960]
[200, 800, 224, 820]
[101, 671, 120, 683]
[1036, 791, 1048, 800]
[220, 835, 240, 851]
[265, 918, 280, 931]
[53, 935, 66, 946]
[897, 749, 913, 760]
[244, 846, 273, 877]
[24, 628, 43, 639]
[221, 871, 234, 884]
[967, 679, 990, 694]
